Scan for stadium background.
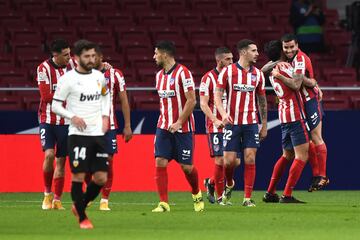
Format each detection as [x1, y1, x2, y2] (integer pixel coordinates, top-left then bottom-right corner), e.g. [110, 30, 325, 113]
[0, 0, 359, 192]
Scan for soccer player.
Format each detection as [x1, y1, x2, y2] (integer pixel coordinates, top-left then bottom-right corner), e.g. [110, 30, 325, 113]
[215, 39, 268, 207]
[94, 47, 133, 210]
[52, 40, 110, 229]
[36, 39, 76, 210]
[199, 47, 238, 204]
[262, 40, 309, 203]
[152, 40, 204, 212]
[281, 34, 329, 191]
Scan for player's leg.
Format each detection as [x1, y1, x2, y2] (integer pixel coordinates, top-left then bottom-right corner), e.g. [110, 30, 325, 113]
[152, 128, 172, 212]
[52, 125, 68, 209]
[310, 121, 329, 190]
[176, 132, 204, 212]
[280, 121, 309, 203]
[204, 133, 224, 204]
[100, 130, 117, 210]
[40, 123, 55, 210]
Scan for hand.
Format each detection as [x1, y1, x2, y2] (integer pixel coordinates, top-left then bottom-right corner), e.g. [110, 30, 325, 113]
[259, 124, 268, 141]
[222, 114, 233, 126]
[123, 126, 133, 143]
[103, 62, 112, 70]
[213, 118, 224, 129]
[271, 67, 280, 78]
[71, 116, 86, 132]
[168, 121, 182, 133]
[102, 116, 110, 133]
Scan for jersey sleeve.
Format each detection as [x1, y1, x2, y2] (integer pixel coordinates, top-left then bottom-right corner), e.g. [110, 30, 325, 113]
[216, 67, 228, 90]
[114, 69, 126, 92]
[305, 57, 314, 78]
[37, 64, 54, 103]
[180, 68, 195, 92]
[199, 74, 211, 97]
[293, 55, 306, 75]
[53, 75, 70, 102]
[256, 70, 266, 96]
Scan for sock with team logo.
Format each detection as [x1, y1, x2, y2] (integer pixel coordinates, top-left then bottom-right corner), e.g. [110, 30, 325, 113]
[155, 167, 168, 202]
[184, 167, 199, 195]
[71, 181, 86, 222]
[53, 177, 64, 200]
[267, 156, 289, 194]
[316, 143, 327, 177]
[214, 164, 224, 198]
[308, 141, 320, 176]
[102, 160, 113, 199]
[283, 159, 306, 197]
[244, 164, 256, 198]
[43, 170, 54, 193]
[83, 181, 103, 207]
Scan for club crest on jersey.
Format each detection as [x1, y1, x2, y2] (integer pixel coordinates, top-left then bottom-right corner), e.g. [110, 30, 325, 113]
[233, 84, 255, 92]
[158, 90, 176, 98]
[73, 160, 79, 168]
[169, 77, 175, 85]
[251, 74, 257, 82]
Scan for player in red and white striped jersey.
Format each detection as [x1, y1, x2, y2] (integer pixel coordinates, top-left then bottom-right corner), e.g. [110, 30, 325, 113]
[199, 47, 238, 204]
[215, 39, 268, 207]
[152, 41, 204, 212]
[93, 47, 132, 210]
[281, 34, 329, 191]
[263, 40, 309, 203]
[36, 39, 76, 210]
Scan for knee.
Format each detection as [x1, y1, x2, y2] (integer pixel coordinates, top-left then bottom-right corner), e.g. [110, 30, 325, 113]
[45, 152, 55, 163]
[155, 157, 168, 168]
[181, 165, 193, 174]
[311, 129, 323, 144]
[244, 153, 256, 164]
[93, 175, 107, 186]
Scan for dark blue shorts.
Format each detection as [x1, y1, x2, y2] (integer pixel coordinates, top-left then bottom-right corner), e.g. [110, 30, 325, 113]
[104, 129, 118, 155]
[281, 120, 309, 150]
[207, 133, 241, 158]
[39, 123, 68, 157]
[222, 124, 260, 153]
[154, 128, 194, 165]
[305, 97, 324, 131]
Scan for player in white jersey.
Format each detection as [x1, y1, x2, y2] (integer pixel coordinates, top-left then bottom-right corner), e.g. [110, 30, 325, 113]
[94, 46, 133, 210]
[52, 40, 110, 229]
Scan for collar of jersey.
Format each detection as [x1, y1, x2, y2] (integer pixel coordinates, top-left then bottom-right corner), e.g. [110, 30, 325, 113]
[164, 62, 178, 75]
[236, 62, 254, 73]
[48, 58, 66, 69]
[75, 68, 92, 75]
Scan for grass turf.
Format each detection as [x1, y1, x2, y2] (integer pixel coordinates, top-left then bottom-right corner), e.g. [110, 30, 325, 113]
[0, 191, 359, 240]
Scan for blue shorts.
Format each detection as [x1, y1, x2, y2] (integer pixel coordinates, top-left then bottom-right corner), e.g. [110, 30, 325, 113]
[39, 123, 68, 157]
[222, 124, 260, 153]
[207, 133, 241, 158]
[281, 120, 309, 150]
[305, 97, 324, 131]
[104, 129, 118, 155]
[154, 128, 194, 165]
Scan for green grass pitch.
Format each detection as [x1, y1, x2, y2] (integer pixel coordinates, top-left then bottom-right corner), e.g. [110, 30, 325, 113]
[0, 191, 359, 240]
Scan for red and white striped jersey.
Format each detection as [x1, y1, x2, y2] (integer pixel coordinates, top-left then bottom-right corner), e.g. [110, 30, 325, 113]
[199, 68, 226, 133]
[104, 68, 126, 130]
[292, 49, 319, 101]
[216, 62, 266, 125]
[36, 57, 76, 125]
[269, 63, 306, 123]
[156, 63, 195, 133]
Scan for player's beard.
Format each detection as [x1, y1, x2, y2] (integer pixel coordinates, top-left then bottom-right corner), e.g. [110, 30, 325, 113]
[79, 60, 94, 72]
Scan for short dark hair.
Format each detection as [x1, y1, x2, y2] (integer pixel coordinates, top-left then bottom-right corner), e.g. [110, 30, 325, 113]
[281, 33, 298, 43]
[264, 40, 282, 62]
[236, 39, 256, 51]
[73, 39, 96, 56]
[155, 40, 176, 57]
[50, 39, 69, 53]
[215, 47, 231, 56]
[94, 44, 103, 56]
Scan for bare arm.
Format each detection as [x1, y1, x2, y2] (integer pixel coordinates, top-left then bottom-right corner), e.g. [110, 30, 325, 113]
[257, 94, 268, 141]
[261, 60, 279, 75]
[168, 90, 196, 133]
[301, 75, 317, 88]
[119, 91, 133, 142]
[215, 87, 233, 125]
[272, 68, 303, 91]
[200, 95, 223, 129]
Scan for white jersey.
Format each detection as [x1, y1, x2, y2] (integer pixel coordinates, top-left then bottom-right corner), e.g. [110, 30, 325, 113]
[53, 69, 110, 136]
